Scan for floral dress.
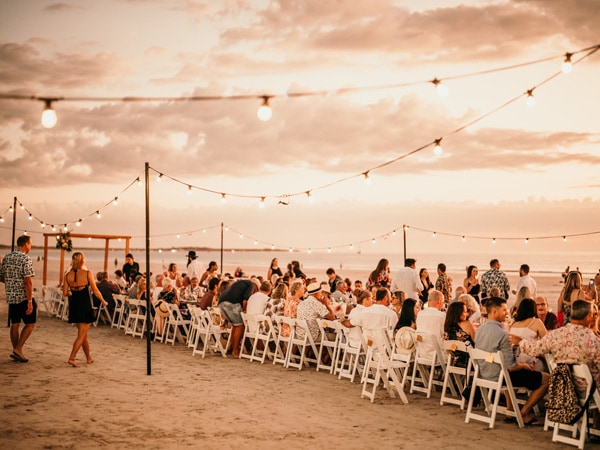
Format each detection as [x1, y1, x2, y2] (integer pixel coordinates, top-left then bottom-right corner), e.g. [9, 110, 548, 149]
[444, 324, 473, 368]
[281, 296, 301, 337]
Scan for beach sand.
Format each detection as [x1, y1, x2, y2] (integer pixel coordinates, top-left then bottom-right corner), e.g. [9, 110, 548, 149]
[0, 263, 573, 449]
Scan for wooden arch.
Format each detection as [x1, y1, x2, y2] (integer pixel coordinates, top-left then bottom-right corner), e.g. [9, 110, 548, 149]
[42, 233, 131, 285]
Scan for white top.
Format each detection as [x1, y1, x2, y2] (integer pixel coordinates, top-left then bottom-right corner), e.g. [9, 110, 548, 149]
[416, 307, 446, 341]
[246, 292, 269, 316]
[186, 259, 204, 281]
[516, 274, 537, 298]
[350, 303, 398, 331]
[390, 267, 423, 299]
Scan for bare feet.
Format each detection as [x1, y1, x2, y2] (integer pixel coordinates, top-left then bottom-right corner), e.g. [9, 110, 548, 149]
[68, 359, 78, 367]
[87, 358, 94, 364]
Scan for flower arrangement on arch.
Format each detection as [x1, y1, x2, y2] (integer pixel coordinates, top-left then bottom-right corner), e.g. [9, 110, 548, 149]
[56, 231, 73, 252]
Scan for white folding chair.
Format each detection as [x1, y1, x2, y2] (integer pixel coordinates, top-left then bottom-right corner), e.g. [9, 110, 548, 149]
[93, 300, 113, 327]
[316, 319, 342, 374]
[239, 312, 260, 361]
[336, 325, 367, 383]
[410, 332, 447, 398]
[465, 347, 524, 429]
[242, 314, 279, 364]
[391, 327, 416, 387]
[206, 307, 231, 357]
[125, 299, 147, 338]
[440, 340, 472, 409]
[164, 304, 192, 345]
[551, 364, 599, 449]
[111, 294, 127, 330]
[285, 318, 320, 370]
[273, 316, 293, 366]
[361, 328, 410, 404]
[37, 286, 54, 316]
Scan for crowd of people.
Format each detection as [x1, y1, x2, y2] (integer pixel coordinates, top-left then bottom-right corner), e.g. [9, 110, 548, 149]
[2, 239, 600, 432]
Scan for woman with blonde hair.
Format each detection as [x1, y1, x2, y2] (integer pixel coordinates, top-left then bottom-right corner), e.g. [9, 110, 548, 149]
[558, 271, 592, 325]
[62, 252, 108, 367]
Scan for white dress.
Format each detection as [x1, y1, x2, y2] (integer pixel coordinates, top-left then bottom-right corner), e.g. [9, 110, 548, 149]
[510, 320, 544, 371]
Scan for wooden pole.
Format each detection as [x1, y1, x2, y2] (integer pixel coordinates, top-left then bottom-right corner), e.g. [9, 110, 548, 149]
[43, 235, 49, 285]
[103, 238, 109, 273]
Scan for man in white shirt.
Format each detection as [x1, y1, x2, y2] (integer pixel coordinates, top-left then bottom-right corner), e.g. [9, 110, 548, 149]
[343, 288, 398, 331]
[391, 258, 423, 300]
[512, 264, 537, 298]
[416, 289, 445, 342]
[246, 280, 272, 316]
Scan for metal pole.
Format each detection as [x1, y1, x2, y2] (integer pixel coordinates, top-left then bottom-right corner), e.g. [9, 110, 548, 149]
[403, 224, 407, 262]
[220, 222, 224, 273]
[11, 196, 17, 251]
[144, 162, 152, 376]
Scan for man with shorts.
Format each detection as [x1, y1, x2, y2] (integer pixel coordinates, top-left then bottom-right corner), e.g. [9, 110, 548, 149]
[217, 277, 259, 358]
[475, 296, 549, 426]
[0, 235, 36, 363]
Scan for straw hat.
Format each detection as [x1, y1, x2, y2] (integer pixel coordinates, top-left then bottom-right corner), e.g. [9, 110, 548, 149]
[154, 300, 170, 318]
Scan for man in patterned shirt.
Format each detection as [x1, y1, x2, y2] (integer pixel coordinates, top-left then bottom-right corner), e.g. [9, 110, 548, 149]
[481, 258, 510, 300]
[434, 262, 453, 306]
[296, 282, 336, 342]
[0, 235, 36, 363]
[515, 299, 600, 389]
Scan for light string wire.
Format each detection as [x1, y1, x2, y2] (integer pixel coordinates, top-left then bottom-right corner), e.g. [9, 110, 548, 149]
[0, 44, 597, 105]
[149, 44, 600, 202]
[3, 219, 599, 253]
[0, 173, 144, 231]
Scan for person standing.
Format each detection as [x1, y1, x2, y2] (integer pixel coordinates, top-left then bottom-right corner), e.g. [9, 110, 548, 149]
[391, 258, 423, 301]
[480, 259, 510, 300]
[122, 253, 139, 286]
[434, 263, 453, 306]
[63, 252, 108, 367]
[185, 250, 203, 281]
[0, 235, 36, 363]
[512, 264, 537, 299]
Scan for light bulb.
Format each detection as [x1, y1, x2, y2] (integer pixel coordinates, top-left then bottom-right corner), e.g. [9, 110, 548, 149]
[306, 191, 314, 203]
[308, 248, 312, 254]
[526, 89, 536, 107]
[563, 236, 567, 242]
[157, 173, 163, 182]
[176, 234, 180, 239]
[328, 247, 332, 253]
[41, 222, 45, 228]
[259, 197, 265, 208]
[363, 171, 372, 186]
[371, 239, 376, 245]
[562, 53, 572, 74]
[257, 96, 272, 121]
[0, 216, 4, 223]
[51, 225, 56, 231]
[433, 138, 443, 156]
[113, 197, 119, 206]
[41, 100, 57, 129]
[28, 214, 33, 220]
[525, 238, 529, 244]
[63, 224, 68, 231]
[187, 185, 192, 195]
[77, 219, 82, 226]
[96, 210, 101, 218]
[220, 193, 226, 204]
[431, 78, 449, 97]
[136, 177, 142, 186]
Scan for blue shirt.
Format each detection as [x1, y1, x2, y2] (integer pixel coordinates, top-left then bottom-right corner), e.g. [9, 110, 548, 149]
[474, 319, 515, 380]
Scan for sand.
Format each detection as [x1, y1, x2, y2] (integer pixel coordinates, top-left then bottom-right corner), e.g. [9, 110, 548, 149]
[0, 262, 575, 449]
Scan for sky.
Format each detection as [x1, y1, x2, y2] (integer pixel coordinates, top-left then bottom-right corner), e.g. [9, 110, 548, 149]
[0, 0, 599, 260]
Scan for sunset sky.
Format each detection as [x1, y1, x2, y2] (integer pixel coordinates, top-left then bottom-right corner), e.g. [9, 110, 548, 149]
[1, 0, 599, 259]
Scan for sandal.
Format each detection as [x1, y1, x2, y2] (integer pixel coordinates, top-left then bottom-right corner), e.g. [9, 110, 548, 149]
[523, 417, 542, 427]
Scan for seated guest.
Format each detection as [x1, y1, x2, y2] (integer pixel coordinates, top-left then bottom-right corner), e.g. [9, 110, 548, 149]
[264, 282, 288, 330]
[396, 298, 419, 330]
[200, 261, 219, 291]
[476, 296, 550, 426]
[154, 277, 179, 335]
[114, 269, 128, 292]
[180, 276, 195, 302]
[152, 274, 164, 302]
[516, 299, 600, 390]
[95, 271, 120, 313]
[535, 295, 558, 331]
[199, 277, 220, 310]
[452, 285, 466, 304]
[296, 282, 336, 342]
[246, 281, 272, 317]
[342, 288, 398, 331]
[511, 286, 531, 318]
[444, 301, 475, 367]
[127, 273, 142, 299]
[344, 289, 374, 348]
[457, 293, 481, 324]
[281, 281, 305, 338]
[331, 280, 350, 305]
[218, 278, 260, 358]
[510, 298, 547, 372]
[164, 262, 183, 288]
[416, 289, 446, 342]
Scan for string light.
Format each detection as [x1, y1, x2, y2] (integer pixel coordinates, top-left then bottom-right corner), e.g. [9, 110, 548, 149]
[307, 248, 312, 254]
[257, 96, 272, 122]
[77, 219, 82, 226]
[432, 232, 437, 238]
[563, 236, 567, 242]
[239, 234, 244, 239]
[157, 173, 163, 182]
[525, 238, 529, 244]
[0, 216, 4, 223]
[96, 210, 101, 218]
[371, 238, 376, 245]
[40, 99, 57, 129]
[28, 214, 33, 220]
[526, 89, 536, 107]
[363, 171, 372, 186]
[176, 234, 180, 239]
[259, 197, 266, 209]
[433, 138, 443, 156]
[327, 247, 332, 253]
[187, 185, 192, 195]
[112, 196, 119, 206]
[306, 191, 313, 202]
[40, 222, 45, 228]
[220, 193, 227, 204]
[462, 236, 466, 242]
[431, 78, 449, 97]
[492, 238, 496, 244]
[51, 225, 56, 231]
[562, 53, 573, 73]
[63, 224, 69, 231]
[136, 177, 142, 186]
